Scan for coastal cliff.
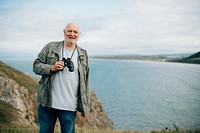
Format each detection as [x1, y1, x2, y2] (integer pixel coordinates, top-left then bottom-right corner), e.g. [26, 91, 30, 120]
[0, 60, 115, 129]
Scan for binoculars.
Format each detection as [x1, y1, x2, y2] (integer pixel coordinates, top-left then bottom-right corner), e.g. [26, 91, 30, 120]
[61, 58, 74, 72]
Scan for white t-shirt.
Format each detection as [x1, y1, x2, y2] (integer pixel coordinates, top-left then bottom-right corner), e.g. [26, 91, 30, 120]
[51, 46, 79, 111]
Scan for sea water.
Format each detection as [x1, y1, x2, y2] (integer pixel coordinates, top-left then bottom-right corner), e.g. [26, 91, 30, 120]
[1, 57, 200, 131]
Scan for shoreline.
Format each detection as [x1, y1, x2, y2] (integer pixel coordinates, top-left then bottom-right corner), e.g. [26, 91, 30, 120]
[90, 55, 200, 65]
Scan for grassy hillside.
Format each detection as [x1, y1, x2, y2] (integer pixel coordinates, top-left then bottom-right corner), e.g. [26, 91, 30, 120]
[0, 60, 38, 124]
[0, 60, 38, 94]
[168, 51, 200, 64]
[0, 125, 199, 133]
[187, 51, 200, 59]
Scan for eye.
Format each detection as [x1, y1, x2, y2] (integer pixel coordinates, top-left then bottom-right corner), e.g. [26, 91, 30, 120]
[67, 30, 72, 33]
[67, 30, 79, 34]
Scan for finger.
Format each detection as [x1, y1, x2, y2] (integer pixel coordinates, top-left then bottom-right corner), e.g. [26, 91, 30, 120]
[56, 64, 64, 70]
[81, 113, 86, 117]
[58, 61, 64, 66]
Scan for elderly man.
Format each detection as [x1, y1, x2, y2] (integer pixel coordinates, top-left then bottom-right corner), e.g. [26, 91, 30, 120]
[33, 23, 90, 133]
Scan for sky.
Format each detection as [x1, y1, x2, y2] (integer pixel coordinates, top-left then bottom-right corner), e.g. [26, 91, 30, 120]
[0, 0, 200, 57]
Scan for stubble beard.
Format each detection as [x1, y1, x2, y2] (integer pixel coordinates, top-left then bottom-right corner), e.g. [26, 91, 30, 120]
[65, 39, 77, 49]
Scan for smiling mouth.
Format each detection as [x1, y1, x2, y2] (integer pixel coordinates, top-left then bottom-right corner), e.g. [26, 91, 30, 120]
[68, 35, 76, 39]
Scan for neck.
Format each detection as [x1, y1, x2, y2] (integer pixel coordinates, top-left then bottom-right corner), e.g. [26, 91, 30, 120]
[64, 42, 76, 50]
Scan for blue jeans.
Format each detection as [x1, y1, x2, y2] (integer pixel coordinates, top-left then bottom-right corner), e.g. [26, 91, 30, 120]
[38, 104, 76, 133]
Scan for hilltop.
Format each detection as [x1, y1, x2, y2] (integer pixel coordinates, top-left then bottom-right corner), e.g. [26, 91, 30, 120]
[187, 51, 200, 59]
[0, 60, 114, 129]
[168, 51, 200, 64]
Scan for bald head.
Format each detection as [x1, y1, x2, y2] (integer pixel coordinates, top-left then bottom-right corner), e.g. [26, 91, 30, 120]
[64, 23, 80, 33]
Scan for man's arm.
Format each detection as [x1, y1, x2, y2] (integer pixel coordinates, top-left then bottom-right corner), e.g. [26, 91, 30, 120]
[33, 44, 52, 76]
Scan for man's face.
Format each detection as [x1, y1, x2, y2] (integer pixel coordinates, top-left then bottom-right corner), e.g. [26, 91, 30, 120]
[64, 24, 80, 45]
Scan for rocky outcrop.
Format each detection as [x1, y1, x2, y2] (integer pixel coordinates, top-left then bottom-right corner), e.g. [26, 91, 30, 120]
[0, 71, 36, 125]
[0, 61, 115, 129]
[76, 91, 115, 129]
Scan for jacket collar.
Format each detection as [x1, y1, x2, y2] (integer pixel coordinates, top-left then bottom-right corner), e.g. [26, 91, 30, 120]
[77, 46, 84, 58]
[52, 41, 84, 59]
[52, 41, 63, 57]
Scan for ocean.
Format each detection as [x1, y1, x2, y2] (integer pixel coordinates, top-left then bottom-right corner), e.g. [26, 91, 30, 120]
[1, 57, 200, 131]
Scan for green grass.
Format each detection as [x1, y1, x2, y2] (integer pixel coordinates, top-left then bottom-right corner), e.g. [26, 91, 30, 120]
[0, 125, 120, 133]
[0, 101, 20, 124]
[0, 125, 199, 133]
[0, 126, 39, 133]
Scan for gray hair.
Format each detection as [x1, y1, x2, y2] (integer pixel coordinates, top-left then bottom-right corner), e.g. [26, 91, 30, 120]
[64, 23, 80, 33]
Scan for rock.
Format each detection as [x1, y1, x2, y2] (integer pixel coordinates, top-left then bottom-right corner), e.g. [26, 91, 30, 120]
[76, 91, 115, 129]
[0, 71, 36, 125]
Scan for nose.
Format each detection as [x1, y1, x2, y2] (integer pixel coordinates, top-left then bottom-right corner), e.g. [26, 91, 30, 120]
[71, 31, 75, 36]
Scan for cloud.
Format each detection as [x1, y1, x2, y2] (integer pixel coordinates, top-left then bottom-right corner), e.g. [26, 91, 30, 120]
[79, 0, 200, 55]
[0, 0, 200, 56]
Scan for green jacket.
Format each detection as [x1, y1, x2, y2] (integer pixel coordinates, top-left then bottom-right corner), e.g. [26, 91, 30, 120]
[33, 41, 90, 113]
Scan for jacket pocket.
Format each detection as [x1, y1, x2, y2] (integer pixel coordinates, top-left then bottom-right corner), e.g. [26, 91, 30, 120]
[37, 77, 49, 104]
[47, 53, 58, 65]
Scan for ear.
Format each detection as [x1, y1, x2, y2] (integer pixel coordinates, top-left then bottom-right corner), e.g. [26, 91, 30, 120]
[63, 29, 65, 33]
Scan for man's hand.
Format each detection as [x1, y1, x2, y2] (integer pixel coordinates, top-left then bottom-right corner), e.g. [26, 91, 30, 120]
[81, 113, 86, 118]
[51, 61, 64, 72]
